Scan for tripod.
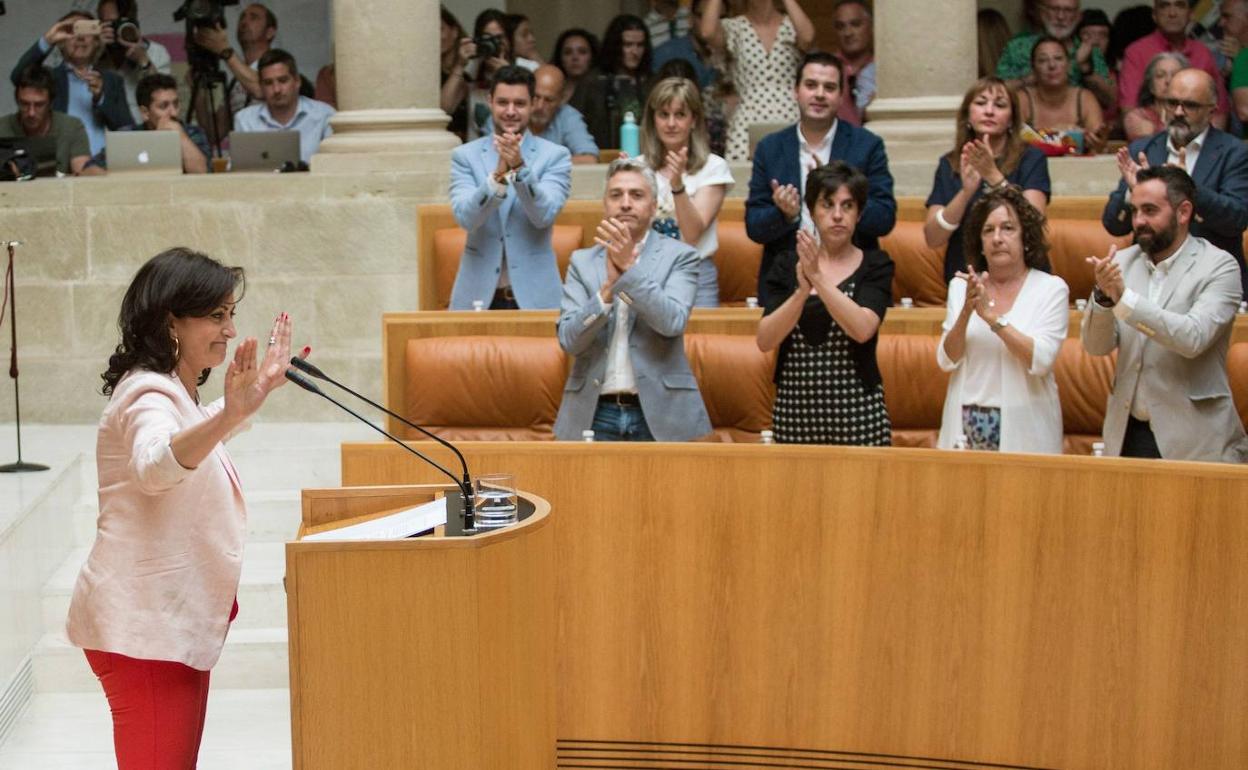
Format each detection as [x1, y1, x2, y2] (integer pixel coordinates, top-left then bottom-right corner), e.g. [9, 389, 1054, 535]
[0, 240, 47, 473]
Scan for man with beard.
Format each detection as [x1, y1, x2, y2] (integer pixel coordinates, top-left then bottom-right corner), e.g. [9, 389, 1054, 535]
[746, 51, 895, 304]
[1102, 68, 1248, 295]
[483, 65, 599, 164]
[0, 65, 94, 175]
[1083, 166, 1247, 462]
[995, 0, 1115, 109]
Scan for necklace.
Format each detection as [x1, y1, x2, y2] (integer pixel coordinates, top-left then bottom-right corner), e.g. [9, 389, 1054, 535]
[984, 272, 1024, 309]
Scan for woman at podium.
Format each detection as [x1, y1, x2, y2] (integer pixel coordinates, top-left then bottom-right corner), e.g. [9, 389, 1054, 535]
[64, 247, 294, 767]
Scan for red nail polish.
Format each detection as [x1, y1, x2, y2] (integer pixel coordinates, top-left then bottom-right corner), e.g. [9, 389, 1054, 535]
[302, 346, 311, 357]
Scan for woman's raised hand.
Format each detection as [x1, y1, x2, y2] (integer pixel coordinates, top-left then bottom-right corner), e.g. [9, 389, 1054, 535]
[223, 313, 292, 426]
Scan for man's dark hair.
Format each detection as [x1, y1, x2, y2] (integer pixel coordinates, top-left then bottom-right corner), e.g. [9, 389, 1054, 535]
[257, 48, 298, 78]
[1137, 165, 1197, 209]
[14, 64, 56, 103]
[136, 73, 177, 108]
[490, 64, 535, 97]
[98, 0, 138, 16]
[601, 14, 651, 75]
[655, 57, 698, 84]
[795, 50, 844, 90]
[804, 161, 868, 215]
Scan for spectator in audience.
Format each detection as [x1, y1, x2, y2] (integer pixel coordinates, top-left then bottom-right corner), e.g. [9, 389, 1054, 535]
[756, 162, 894, 446]
[1083, 166, 1248, 461]
[193, 3, 277, 118]
[1103, 68, 1248, 294]
[314, 62, 336, 109]
[937, 187, 1069, 453]
[832, 0, 876, 125]
[646, 0, 691, 48]
[1123, 51, 1186, 140]
[448, 66, 572, 310]
[641, 76, 733, 307]
[996, 0, 1116, 111]
[87, 74, 210, 174]
[652, 0, 715, 89]
[11, 11, 134, 156]
[569, 14, 654, 151]
[465, 9, 513, 140]
[441, 6, 471, 141]
[1117, 0, 1229, 124]
[552, 28, 600, 106]
[94, 0, 172, 125]
[232, 49, 334, 164]
[926, 77, 1051, 284]
[1107, 5, 1157, 72]
[748, 51, 896, 304]
[485, 64, 599, 164]
[700, 0, 815, 161]
[1223, 0, 1248, 124]
[1076, 8, 1113, 59]
[979, 9, 1013, 78]
[1018, 36, 1107, 153]
[554, 157, 710, 442]
[505, 14, 542, 69]
[0, 65, 94, 176]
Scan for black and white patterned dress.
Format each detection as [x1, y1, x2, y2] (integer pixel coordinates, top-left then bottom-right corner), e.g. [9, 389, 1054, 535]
[773, 280, 891, 445]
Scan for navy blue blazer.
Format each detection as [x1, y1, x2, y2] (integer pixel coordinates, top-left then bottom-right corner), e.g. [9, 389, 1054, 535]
[11, 40, 133, 133]
[745, 122, 896, 301]
[1103, 127, 1248, 293]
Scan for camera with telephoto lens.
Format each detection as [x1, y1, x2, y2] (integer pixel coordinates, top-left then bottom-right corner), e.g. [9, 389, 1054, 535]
[173, 0, 240, 81]
[108, 18, 142, 46]
[472, 33, 503, 60]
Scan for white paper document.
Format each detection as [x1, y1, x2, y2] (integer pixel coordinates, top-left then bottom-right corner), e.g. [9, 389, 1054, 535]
[302, 497, 448, 541]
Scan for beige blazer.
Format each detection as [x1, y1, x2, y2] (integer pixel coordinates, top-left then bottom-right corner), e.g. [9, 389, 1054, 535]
[1081, 236, 1248, 462]
[66, 370, 247, 671]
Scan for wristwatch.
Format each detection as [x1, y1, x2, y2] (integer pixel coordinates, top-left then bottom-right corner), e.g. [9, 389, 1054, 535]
[218, 47, 235, 62]
[992, 316, 1010, 332]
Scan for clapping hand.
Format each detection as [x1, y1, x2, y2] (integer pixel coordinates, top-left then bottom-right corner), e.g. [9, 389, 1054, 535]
[956, 266, 992, 321]
[223, 313, 293, 426]
[795, 229, 821, 292]
[964, 134, 1002, 186]
[493, 131, 523, 177]
[1116, 147, 1148, 190]
[770, 179, 801, 220]
[660, 146, 689, 183]
[1085, 244, 1124, 304]
[959, 142, 983, 193]
[595, 217, 638, 274]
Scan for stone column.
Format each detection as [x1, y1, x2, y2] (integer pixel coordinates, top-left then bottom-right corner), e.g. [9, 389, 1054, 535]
[311, 0, 459, 173]
[865, 0, 978, 164]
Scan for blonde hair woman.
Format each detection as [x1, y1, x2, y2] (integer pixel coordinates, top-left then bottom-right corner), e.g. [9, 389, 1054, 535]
[641, 76, 734, 306]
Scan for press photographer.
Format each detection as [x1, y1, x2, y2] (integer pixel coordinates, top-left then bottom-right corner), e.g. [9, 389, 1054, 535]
[96, 0, 173, 125]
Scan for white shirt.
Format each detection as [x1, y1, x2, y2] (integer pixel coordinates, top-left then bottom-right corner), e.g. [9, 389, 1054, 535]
[598, 232, 651, 394]
[653, 153, 735, 259]
[1167, 126, 1208, 174]
[1116, 234, 1190, 421]
[797, 121, 836, 235]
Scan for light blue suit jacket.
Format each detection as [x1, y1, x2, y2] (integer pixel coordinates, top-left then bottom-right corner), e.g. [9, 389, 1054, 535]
[553, 233, 712, 441]
[448, 132, 572, 309]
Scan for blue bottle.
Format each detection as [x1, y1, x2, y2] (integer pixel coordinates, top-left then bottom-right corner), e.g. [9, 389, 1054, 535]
[619, 112, 639, 157]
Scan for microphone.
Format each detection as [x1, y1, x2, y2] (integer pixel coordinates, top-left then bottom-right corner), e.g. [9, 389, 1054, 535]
[284, 369, 476, 532]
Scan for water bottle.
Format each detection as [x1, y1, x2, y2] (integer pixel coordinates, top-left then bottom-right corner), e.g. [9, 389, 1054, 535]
[619, 112, 640, 158]
[471, 299, 485, 312]
[900, 297, 914, 309]
[1091, 441, 1105, 457]
[952, 434, 969, 450]
[745, 296, 759, 309]
[582, 429, 595, 442]
[760, 429, 774, 445]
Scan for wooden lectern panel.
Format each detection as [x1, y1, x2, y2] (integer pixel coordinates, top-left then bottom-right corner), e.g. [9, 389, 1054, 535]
[340, 443, 1248, 770]
[286, 486, 555, 770]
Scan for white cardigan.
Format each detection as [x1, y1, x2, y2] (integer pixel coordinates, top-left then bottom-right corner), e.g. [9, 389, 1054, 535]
[936, 269, 1070, 453]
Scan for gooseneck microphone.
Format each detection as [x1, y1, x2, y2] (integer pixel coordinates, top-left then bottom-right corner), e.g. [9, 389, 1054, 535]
[284, 369, 475, 531]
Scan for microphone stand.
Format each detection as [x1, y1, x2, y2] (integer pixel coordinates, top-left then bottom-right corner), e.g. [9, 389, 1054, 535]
[0, 241, 47, 473]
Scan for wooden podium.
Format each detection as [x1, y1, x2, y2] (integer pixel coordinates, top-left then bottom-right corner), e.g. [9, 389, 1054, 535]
[285, 484, 554, 770]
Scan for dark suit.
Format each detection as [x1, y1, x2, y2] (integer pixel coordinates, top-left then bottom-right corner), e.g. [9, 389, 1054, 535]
[1102, 127, 1248, 295]
[745, 122, 896, 302]
[11, 40, 133, 134]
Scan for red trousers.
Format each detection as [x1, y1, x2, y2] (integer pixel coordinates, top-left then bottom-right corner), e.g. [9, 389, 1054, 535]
[84, 599, 238, 769]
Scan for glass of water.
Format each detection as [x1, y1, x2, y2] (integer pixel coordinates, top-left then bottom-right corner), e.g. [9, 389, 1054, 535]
[473, 474, 518, 529]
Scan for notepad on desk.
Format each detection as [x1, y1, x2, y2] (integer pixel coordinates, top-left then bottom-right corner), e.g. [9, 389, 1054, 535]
[302, 497, 447, 541]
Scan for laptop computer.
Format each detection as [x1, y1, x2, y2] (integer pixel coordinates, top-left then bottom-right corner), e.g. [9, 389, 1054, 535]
[747, 122, 790, 160]
[0, 136, 60, 177]
[229, 130, 300, 172]
[106, 129, 183, 175]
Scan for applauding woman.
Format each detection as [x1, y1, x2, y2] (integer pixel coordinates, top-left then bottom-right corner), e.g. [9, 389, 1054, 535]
[641, 76, 734, 307]
[757, 162, 895, 446]
[937, 187, 1068, 453]
[66, 248, 295, 767]
[925, 77, 1050, 284]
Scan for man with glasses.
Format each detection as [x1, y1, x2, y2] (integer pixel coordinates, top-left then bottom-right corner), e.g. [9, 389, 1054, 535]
[996, 0, 1114, 109]
[1103, 68, 1248, 294]
[1118, 0, 1229, 121]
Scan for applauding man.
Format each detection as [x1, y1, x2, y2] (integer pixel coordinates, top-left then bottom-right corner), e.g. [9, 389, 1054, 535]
[554, 158, 711, 441]
[1083, 166, 1248, 462]
[449, 65, 572, 309]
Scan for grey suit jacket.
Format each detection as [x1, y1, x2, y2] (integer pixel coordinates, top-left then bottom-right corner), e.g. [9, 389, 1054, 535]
[1081, 235, 1248, 462]
[553, 234, 712, 441]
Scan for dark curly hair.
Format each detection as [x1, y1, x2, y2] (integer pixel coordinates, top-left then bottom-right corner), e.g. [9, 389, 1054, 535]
[962, 186, 1050, 273]
[101, 247, 244, 396]
[600, 14, 651, 76]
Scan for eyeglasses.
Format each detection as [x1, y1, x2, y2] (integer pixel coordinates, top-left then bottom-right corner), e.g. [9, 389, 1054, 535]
[1156, 97, 1214, 112]
[1044, 3, 1079, 17]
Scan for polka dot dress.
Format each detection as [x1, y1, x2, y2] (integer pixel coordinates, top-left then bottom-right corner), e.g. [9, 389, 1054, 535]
[723, 14, 802, 162]
[773, 282, 892, 446]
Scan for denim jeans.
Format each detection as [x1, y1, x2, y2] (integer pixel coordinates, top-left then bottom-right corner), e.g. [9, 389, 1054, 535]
[590, 401, 655, 441]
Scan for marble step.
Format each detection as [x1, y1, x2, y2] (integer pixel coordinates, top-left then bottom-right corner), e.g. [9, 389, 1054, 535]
[43, 542, 289, 633]
[31, 627, 289, 693]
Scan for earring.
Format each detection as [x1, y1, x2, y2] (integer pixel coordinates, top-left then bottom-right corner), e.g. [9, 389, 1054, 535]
[172, 335, 180, 361]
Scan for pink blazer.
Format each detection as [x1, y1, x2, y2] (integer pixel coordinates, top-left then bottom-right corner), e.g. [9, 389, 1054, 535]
[66, 370, 247, 671]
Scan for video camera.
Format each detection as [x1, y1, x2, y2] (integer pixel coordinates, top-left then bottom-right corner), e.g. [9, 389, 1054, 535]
[173, 0, 240, 81]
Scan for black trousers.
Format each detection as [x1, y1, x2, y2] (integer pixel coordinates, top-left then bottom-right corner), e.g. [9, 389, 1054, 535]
[1120, 416, 1163, 459]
